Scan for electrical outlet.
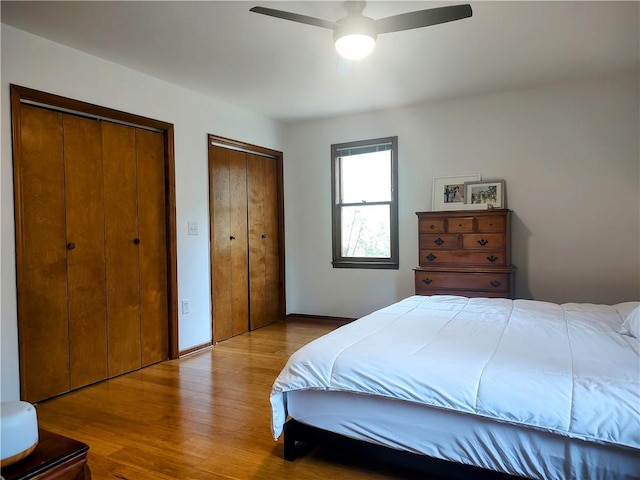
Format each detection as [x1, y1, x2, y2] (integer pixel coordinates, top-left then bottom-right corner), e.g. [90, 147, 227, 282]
[181, 299, 190, 314]
[188, 221, 199, 235]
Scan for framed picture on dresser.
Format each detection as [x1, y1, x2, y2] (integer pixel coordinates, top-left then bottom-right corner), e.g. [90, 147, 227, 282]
[465, 180, 506, 208]
[432, 174, 480, 210]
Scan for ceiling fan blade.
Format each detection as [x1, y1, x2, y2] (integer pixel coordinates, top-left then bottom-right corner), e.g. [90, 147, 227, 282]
[376, 4, 472, 34]
[250, 6, 335, 29]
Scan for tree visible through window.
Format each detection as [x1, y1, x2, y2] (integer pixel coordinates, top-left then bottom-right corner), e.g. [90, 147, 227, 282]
[331, 136, 398, 269]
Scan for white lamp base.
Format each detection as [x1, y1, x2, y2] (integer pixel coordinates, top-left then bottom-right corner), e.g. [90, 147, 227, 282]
[1, 401, 39, 467]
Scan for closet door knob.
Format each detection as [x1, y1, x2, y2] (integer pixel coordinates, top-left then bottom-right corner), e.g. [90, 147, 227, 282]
[66, 242, 75, 250]
[133, 238, 141, 245]
[230, 236, 236, 240]
[261, 234, 267, 239]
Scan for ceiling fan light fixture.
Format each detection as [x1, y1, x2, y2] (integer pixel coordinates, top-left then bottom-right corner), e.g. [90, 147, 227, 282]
[334, 33, 376, 60]
[251, 2, 473, 61]
[333, 14, 377, 60]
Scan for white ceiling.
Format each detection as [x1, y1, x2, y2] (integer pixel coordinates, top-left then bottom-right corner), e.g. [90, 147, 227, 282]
[1, 1, 638, 122]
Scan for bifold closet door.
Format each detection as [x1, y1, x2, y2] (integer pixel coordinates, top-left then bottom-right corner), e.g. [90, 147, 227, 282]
[103, 124, 169, 372]
[18, 106, 109, 399]
[102, 122, 141, 376]
[64, 115, 109, 390]
[247, 154, 280, 330]
[210, 145, 249, 342]
[136, 129, 169, 366]
[17, 105, 169, 402]
[18, 105, 70, 402]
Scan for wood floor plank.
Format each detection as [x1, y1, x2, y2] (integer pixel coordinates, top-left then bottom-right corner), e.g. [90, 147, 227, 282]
[33, 318, 435, 479]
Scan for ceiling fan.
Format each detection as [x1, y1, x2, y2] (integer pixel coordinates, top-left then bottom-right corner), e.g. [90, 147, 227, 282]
[250, 1, 472, 60]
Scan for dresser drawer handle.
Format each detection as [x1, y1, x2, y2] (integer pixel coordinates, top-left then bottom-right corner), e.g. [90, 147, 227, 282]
[422, 278, 433, 285]
[429, 225, 435, 230]
[487, 255, 498, 263]
[434, 237, 444, 246]
[477, 239, 489, 246]
[426, 254, 437, 262]
[490, 280, 502, 288]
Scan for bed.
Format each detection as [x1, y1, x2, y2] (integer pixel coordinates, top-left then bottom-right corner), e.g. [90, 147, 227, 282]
[270, 295, 640, 479]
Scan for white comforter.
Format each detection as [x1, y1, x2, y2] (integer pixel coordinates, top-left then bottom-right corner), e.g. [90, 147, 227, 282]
[271, 296, 640, 451]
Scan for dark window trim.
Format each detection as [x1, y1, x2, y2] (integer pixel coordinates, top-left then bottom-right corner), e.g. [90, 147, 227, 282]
[331, 136, 399, 270]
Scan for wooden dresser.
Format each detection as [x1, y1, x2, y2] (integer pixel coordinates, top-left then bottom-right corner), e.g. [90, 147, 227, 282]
[414, 209, 516, 298]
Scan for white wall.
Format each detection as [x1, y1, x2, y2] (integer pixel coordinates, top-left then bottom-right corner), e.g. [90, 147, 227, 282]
[283, 74, 640, 319]
[1, 25, 284, 401]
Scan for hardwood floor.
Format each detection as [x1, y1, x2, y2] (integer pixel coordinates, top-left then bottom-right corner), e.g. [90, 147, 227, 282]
[33, 318, 438, 480]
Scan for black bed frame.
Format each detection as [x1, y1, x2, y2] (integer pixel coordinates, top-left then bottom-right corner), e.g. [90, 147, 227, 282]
[283, 419, 522, 480]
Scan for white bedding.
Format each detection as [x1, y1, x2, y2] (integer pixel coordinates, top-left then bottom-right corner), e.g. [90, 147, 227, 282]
[271, 296, 640, 459]
[286, 389, 639, 479]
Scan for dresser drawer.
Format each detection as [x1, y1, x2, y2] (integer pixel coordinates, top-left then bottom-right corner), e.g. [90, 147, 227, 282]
[446, 217, 474, 233]
[415, 270, 510, 293]
[419, 218, 446, 233]
[419, 234, 460, 250]
[419, 250, 507, 267]
[462, 233, 505, 250]
[415, 289, 509, 298]
[476, 215, 506, 232]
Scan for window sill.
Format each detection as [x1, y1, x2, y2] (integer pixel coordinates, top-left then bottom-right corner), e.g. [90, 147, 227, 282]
[332, 260, 399, 270]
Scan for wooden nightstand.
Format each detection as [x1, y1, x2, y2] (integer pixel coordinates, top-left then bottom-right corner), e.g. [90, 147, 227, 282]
[1, 429, 90, 480]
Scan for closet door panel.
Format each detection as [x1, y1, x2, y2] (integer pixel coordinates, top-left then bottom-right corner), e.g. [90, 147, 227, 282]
[247, 154, 267, 330]
[63, 115, 108, 389]
[248, 155, 280, 330]
[210, 145, 233, 341]
[136, 129, 169, 366]
[102, 122, 142, 376]
[263, 157, 281, 325]
[229, 151, 249, 337]
[209, 145, 249, 341]
[18, 105, 70, 402]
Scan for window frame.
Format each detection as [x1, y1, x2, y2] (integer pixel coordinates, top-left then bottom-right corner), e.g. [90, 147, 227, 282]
[331, 136, 399, 269]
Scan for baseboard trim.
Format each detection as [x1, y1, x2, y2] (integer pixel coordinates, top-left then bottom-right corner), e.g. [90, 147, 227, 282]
[178, 341, 214, 358]
[286, 313, 356, 323]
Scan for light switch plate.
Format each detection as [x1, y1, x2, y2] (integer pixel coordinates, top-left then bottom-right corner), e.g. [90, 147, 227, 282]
[181, 299, 190, 314]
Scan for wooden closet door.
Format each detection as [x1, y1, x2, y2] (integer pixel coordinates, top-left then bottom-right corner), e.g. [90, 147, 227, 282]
[248, 154, 280, 330]
[137, 129, 169, 366]
[14, 87, 176, 403]
[18, 105, 69, 402]
[63, 115, 108, 390]
[262, 156, 281, 326]
[229, 152, 249, 337]
[210, 145, 249, 342]
[102, 122, 142, 376]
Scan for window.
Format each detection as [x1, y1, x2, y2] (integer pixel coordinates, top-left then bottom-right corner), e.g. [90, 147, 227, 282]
[331, 136, 398, 269]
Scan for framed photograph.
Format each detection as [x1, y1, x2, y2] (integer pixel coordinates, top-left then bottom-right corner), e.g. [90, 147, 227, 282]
[464, 180, 506, 208]
[432, 174, 481, 210]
